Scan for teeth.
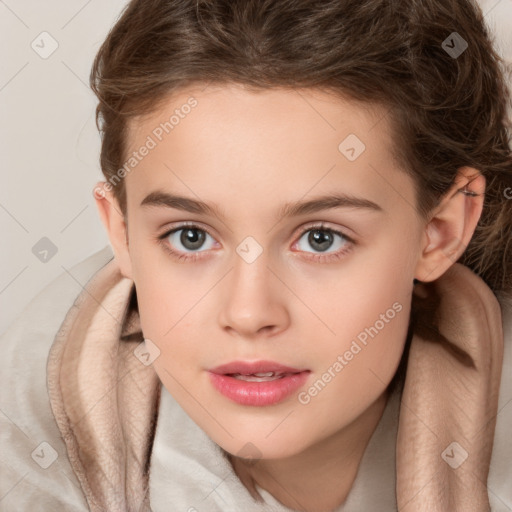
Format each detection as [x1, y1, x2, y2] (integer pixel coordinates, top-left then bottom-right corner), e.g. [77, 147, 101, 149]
[231, 372, 285, 382]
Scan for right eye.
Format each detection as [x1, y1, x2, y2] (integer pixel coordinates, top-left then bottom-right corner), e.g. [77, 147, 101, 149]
[158, 223, 217, 261]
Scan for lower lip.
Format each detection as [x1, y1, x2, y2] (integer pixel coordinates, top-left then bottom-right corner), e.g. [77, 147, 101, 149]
[208, 371, 310, 406]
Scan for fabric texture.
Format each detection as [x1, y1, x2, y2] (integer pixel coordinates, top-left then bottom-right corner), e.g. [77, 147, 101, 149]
[46, 256, 160, 511]
[1, 245, 512, 511]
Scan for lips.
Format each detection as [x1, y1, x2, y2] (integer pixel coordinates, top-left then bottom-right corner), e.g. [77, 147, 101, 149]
[208, 360, 310, 406]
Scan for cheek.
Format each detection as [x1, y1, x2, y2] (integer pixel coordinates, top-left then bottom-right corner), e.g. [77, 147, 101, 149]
[130, 248, 215, 381]
[295, 240, 414, 404]
[134, 273, 202, 354]
[130, 238, 203, 328]
[295, 284, 411, 434]
[297, 226, 415, 344]
[134, 271, 208, 406]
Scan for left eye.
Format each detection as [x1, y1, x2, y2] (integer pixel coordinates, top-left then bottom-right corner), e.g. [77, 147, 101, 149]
[163, 226, 216, 253]
[295, 227, 350, 254]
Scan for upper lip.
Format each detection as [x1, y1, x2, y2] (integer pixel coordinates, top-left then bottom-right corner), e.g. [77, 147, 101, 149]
[209, 360, 308, 375]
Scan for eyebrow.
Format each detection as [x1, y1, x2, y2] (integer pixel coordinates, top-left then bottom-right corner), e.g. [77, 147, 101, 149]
[140, 190, 383, 219]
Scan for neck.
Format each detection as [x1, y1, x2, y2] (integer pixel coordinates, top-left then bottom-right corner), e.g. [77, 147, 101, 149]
[228, 389, 391, 512]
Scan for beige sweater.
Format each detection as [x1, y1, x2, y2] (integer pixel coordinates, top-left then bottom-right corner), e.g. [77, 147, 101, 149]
[1, 245, 511, 511]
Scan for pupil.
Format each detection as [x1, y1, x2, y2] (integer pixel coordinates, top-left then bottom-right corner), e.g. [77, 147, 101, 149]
[309, 230, 332, 252]
[181, 228, 205, 250]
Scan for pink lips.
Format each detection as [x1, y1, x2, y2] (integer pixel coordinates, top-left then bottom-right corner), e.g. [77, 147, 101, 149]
[208, 360, 310, 406]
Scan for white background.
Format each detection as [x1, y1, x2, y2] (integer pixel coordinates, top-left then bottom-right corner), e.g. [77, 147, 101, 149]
[1, 0, 511, 335]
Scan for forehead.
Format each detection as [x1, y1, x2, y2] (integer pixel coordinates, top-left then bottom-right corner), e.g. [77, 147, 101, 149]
[128, 84, 391, 152]
[123, 84, 414, 217]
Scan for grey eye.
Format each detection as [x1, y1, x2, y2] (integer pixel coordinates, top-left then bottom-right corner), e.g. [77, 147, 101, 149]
[296, 228, 348, 253]
[166, 227, 215, 252]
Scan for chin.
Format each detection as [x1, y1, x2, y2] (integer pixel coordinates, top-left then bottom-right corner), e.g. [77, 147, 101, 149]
[209, 427, 311, 462]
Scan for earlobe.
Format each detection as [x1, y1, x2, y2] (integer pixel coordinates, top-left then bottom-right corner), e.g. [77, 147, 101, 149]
[414, 167, 485, 283]
[93, 182, 133, 280]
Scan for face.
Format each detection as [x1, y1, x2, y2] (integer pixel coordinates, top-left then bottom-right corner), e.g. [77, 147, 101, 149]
[113, 85, 426, 459]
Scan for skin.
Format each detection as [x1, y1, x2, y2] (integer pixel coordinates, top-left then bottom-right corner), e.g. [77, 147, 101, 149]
[95, 84, 485, 511]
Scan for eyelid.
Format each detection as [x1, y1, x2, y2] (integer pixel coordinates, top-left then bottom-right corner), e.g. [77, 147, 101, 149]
[292, 221, 356, 244]
[158, 220, 217, 240]
[158, 221, 355, 243]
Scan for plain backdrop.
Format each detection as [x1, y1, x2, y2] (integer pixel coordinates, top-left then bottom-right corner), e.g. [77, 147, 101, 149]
[1, 0, 512, 335]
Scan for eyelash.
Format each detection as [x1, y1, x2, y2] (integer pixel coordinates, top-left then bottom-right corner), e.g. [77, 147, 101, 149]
[157, 222, 355, 263]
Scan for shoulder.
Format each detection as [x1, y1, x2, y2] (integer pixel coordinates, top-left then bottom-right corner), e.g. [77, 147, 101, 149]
[0, 245, 114, 510]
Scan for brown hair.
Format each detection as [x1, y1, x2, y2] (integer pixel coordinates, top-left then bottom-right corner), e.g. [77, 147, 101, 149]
[91, 0, 512, 294]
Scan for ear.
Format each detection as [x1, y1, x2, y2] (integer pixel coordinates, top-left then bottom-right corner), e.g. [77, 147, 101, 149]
[414, 167, 485, 283]
[93, 182, 133, 280]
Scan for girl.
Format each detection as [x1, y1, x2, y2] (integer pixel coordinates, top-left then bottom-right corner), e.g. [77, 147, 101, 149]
[1, 0, 511, 510]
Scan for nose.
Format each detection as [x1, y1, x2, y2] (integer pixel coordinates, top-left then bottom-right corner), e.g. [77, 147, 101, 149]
[217, 250, 290, 338]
